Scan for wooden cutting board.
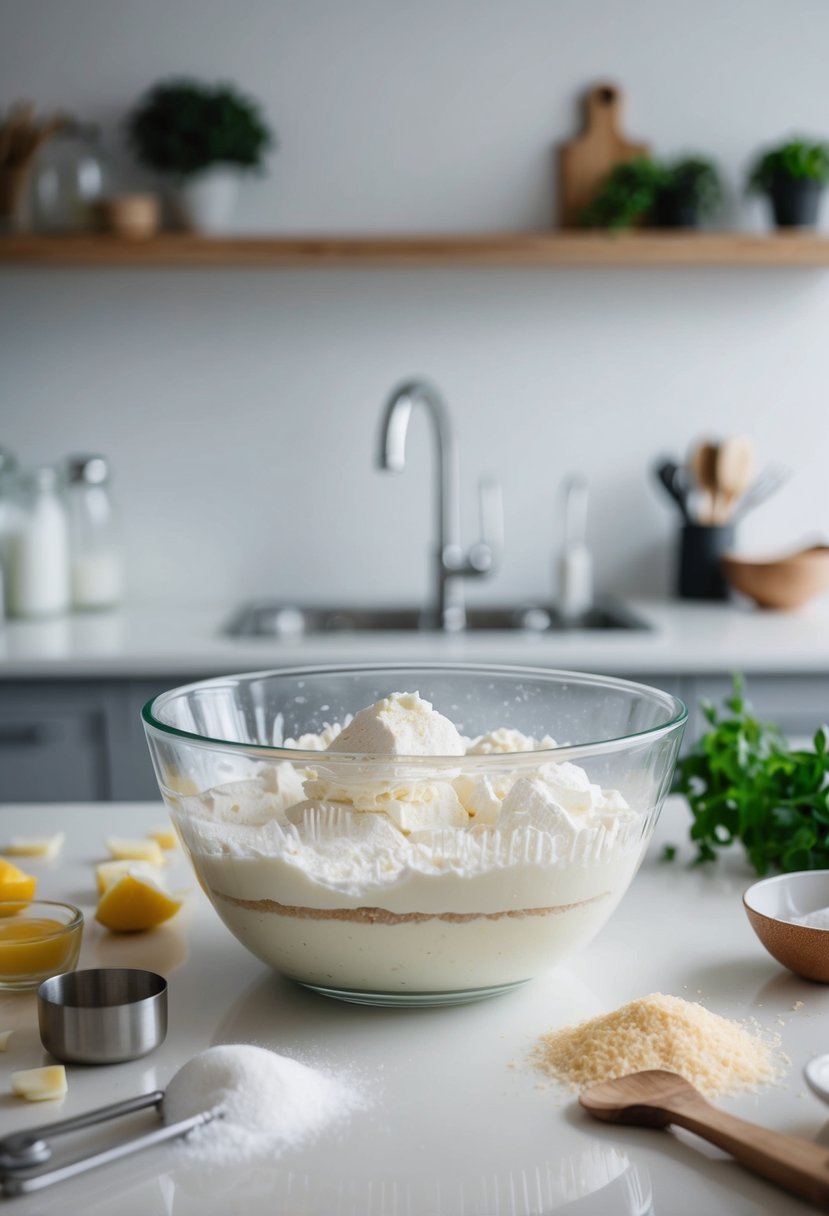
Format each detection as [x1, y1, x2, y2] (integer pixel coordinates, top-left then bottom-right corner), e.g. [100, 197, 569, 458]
[558, 84, 649, 227]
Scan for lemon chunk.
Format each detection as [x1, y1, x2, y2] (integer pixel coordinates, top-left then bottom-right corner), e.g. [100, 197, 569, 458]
[96, 873, 182, 933]
[148, 826, 178, 851]
[0, 1030, 12, 1051]
[105, 837, 164, 867]
[95, 859, 160, 896]
[0, 858, 37, 903]
[11, 1065, 67, 1102]
[6, 832, 65, 860]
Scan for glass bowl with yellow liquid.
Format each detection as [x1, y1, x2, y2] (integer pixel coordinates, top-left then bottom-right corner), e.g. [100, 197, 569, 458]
[0, 901, 84, 991]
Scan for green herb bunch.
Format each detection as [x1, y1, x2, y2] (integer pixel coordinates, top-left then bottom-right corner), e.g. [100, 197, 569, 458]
[673, 677, 829, 875]
[580, 158, 663, 229]
[127, 79, 273, 178]
[747, 139, 829, 193]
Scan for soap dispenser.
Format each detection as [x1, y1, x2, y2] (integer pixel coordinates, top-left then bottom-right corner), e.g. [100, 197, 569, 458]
[557, 474, 593, 624]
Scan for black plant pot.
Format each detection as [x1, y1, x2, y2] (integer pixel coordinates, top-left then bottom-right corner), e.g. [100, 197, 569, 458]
[654, 191, 701, 229]
[768, 177, 824, 228]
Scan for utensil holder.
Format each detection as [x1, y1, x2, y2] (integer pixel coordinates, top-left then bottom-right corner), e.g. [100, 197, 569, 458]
[677, 524, 734, 600]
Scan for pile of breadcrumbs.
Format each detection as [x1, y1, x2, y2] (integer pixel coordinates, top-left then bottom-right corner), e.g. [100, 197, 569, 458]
[531, 993, 785, 1099]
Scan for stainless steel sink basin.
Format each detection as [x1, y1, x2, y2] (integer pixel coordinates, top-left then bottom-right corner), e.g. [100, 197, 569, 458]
[224, 596, 650, 638]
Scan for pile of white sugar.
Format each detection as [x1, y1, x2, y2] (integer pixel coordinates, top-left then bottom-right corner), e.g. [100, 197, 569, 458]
[163, 1044, 362, 1166]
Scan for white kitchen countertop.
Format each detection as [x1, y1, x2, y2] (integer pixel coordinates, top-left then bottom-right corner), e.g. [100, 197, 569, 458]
[0, 797, 827, 1215]
[2, 599, 829, 679]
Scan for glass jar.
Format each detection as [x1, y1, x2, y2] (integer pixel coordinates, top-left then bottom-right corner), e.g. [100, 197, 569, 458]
[65, 455, 124, 611]
[0, 448, 18, 620]
[31, 121, 108, 232]
[7, 466, 70, 619]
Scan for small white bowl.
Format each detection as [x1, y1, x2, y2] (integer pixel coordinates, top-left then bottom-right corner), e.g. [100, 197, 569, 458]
[804, 1054, 829, 1104]
[743, 871, 829, 982]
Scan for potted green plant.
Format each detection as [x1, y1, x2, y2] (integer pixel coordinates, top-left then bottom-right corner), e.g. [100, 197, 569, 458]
[747, 138, 829, 228]
[127, 79, 273, 233]
[653, 157, 723, 229]
[581, 155, 723, 230]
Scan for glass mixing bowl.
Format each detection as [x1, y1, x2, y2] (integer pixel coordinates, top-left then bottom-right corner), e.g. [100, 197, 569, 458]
[143, 664, 685, 1006]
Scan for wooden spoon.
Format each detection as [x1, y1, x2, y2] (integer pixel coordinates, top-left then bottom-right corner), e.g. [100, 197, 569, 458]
[715, 435, 755, 523]
[689, 441, 719, 525]
[581, 1070, 829, 1209]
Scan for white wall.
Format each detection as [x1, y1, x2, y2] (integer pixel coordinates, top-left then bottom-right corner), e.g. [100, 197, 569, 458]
[3, 0, 829, 608]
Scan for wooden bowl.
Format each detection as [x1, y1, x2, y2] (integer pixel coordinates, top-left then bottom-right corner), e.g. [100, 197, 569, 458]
[722, 544, 829, 609]
[744, 871, 829, 982]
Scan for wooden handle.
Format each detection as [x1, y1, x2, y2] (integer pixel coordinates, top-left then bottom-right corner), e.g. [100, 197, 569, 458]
[584, 84, 622, 134]
[667, 1097, 829, 1210]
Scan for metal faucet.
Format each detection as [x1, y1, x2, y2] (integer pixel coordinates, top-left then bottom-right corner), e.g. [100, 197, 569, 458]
[376, 378, 502, 631]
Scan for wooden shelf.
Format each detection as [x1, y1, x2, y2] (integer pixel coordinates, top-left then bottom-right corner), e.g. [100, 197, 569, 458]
[3, 231, 829, 267]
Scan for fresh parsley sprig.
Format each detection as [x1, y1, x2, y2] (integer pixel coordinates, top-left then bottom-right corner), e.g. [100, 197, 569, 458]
[672, 677, 829, 875]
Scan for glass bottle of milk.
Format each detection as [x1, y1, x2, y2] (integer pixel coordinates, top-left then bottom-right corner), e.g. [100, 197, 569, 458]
[0, 448, 19, 621]
[7, 466, 71, 618]
[65, 455, 124, 611]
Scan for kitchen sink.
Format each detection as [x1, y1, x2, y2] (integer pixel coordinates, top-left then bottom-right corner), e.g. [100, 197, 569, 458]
[224, 596, 650, 638]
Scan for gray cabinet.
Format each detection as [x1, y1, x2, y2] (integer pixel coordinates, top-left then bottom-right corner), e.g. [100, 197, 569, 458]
[0, 671, 826, 802]
[110, 680, 182, 802]
[0, 678, 183, 803]
[0, 685, 111, 802]
[681, 674, 829, 744]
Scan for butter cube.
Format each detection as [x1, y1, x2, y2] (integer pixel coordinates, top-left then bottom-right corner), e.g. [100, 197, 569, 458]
[106, 837, 164, 867]
[148, 826, 179, 851]
[96, 859, 159, 896]
[0, 1030, 12, 1051]
[6, 832, 65, 860]
[11, 1065, 67, 1102]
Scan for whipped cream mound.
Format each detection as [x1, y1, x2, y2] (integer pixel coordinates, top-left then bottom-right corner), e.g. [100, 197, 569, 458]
[298, 693, 468, 828]
[451, 772, 515, 825]
[173, 690, 642, 898]
[466, 728, 557, 755]
[499, 777, 632, 851]
[283, 721, 345, 750]
[196, 764, 306, 828]
[326, 691, 465, 757]
[280, 708, 557, 760]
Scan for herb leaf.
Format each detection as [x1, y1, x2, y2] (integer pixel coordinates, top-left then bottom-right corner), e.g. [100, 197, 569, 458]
[672, 676, 829, 874]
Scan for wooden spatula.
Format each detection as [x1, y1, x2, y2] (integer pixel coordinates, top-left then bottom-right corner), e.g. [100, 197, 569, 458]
[715, 435, 755, 523]
[558, 84, 649, 227]
[581, 1069, 829, 1210]
[688, 440, 720, 525]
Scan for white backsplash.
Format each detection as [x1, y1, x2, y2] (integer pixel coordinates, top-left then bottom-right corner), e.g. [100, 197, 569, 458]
[3, 0, 829, 607]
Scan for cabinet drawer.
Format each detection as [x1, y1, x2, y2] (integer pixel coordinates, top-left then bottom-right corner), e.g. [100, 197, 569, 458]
[0, 707, 108, 802]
